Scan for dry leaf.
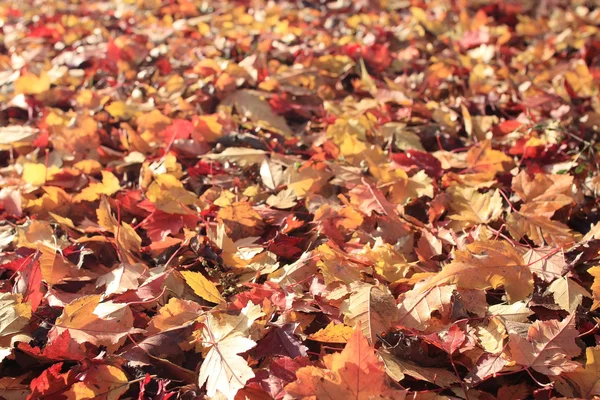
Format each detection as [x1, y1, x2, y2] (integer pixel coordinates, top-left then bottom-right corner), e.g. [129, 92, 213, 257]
[508, 315, 581, 375]
[180, 270, 224, 304]
[341, 283, 398, 343]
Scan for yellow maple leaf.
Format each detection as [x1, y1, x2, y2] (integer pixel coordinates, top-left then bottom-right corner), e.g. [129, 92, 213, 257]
[308, 322, 354, 343]
[74, 171, 121, 202]
[22, 163, 48, 187]
[15, 72, 51, 95]
[181, 270, 224, 304]
[447, 186, 503, 226]
[105, 101, 137, 120]
[146, 174, 197, 214]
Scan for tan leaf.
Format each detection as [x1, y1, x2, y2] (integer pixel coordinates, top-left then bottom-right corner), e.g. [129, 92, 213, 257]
[488, 301, 533, 322]
[259, 159, 283, 190]
[512, 171, 575, 203]
[466, 140, 512, 174]
[286, 326, 405, 400]
[39, 245, 87, 286]
[561, 346, 600, 399]
[0, 126, 38, 145]
[266, 188, 297, 209]
[411, 241, 533, 303]
[0, 293, 31, 337]
[227, 90, 293, 136]
[379, 350, 459, 387]
[203, 148, 268, 166]
[96, 263, 145, 296]
[217, 201, 265, 241]
[508, 315, 581, 375]
[148, 298, 203, 333]
[523, 247, 566, 282]
[64, 364, 129, 400]
[506, 211, 580, 248]
[545, 277, 590, 313]
[397, 284, 454, 331]
[341, 283, 398, 343]
[476, 317, 506, 354]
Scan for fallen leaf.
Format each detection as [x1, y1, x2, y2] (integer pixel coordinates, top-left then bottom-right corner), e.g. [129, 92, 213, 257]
[340, 283, 398, 343]
[197, 302, 263, 400]
[508, 315, 581, 375]
[180, 270, 224, 304]
[285, 325, 405, 399]
[308, 322, 354, 343]
[560, 346, 600, 399]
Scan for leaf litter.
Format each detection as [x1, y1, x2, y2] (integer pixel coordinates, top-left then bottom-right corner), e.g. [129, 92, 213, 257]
[0, 0, 600, 399]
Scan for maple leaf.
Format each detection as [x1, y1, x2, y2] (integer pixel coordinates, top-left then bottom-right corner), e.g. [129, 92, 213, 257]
[226, 90, 293, 137]
[316, 243, 364, 285]
[409, 241, 533, 303]
[217, 201, 265, 241]
[349, 183, 398, 217]
[145, 174, 198, 214]
[15, 71, 51, 95]
[28, 362, 76, 399]
[341, 283, 398, 343]
[3, 1, 600, 398]
[145, 299, 200, 334]
[465, 140, 512, 174]
[523, 247, 566, 282]
[180, 270, 224, 304]
[64, 364, 129, 400]
[73, 171, 121, 202]
[558, 346, 600, 398]
[506, 211, 581, 248]
[447, 186, 503, 226]
[18, 330, 86, 362]
[545, 277, 590, 313]
[48, 295, 135, 352]
[476, 317, 507, 354]
[203, 148, 268, 166]
[0, 293, 32, 362]
[508, 315, 581, 375]
[260, 159, 284, 191]
[285, 325, 405, 399]
[589, 266, 600, 311]
[196, 302, 264, 400]
[397, 283, 454, 331]
[512, 171, 575, 204]
[379, 350, 459, 388]
[308, 322, 354, 343]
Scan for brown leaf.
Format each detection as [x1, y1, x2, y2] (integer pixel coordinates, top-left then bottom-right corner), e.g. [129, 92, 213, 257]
[217, 201, 265, 241]
[508, 315, 581, 375]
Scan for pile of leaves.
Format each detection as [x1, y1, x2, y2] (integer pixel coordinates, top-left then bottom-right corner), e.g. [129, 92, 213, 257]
[2, 0, 600, 398]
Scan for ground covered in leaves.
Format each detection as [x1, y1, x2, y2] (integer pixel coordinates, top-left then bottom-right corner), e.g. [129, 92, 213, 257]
[2, 0, 600, 399]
